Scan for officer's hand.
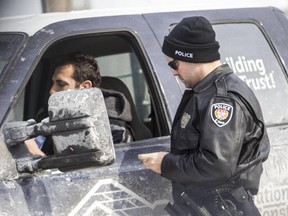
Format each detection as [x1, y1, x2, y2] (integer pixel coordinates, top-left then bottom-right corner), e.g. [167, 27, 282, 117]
[138, 152, 168, 174]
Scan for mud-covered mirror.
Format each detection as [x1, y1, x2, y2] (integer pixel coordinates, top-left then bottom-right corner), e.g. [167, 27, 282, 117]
[3, 88, 115, 173]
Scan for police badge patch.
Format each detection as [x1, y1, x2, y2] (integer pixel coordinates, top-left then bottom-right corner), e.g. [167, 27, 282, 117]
[181, 112, 191, 128]
[211, 103, 233, 127]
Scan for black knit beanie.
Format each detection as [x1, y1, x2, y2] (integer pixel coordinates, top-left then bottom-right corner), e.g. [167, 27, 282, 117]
[162, 16, 220, 63]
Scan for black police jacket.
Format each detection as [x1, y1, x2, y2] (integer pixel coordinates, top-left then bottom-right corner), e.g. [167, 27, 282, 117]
[161, 64, 270, 199]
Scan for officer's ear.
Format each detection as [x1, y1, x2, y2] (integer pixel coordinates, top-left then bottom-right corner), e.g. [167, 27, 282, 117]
[80, 80, 92, 88]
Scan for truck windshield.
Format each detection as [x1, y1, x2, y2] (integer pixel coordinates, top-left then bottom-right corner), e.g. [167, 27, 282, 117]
[0, 34, 24, 76]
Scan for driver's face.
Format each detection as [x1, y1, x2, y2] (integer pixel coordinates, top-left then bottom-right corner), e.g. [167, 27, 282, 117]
[49, 64, 78, 95]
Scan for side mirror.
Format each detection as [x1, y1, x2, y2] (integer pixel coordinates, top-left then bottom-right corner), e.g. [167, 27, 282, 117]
[3, 88, 115, 173]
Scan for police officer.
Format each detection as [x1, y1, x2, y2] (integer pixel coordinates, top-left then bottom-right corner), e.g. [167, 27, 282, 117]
[138, 16, 270, 216]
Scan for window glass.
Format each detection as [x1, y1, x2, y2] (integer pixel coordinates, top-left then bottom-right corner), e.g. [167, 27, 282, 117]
[14, 33, 154, 140]
[97, 52, 150, 122]
[0, 34, 24, 76]
[12, 90, 25, 121]
[177, 23, 288, 125]
[214, 23, 288, 126]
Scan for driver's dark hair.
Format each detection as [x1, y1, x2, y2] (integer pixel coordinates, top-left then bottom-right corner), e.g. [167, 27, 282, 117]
[55, 53, 101, 87]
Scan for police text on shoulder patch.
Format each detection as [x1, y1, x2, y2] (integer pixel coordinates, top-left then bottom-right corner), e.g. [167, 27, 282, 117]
[211, 103, 233, 127]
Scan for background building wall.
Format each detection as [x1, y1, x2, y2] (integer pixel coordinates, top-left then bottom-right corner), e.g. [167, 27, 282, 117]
[0, 0, 42, 17]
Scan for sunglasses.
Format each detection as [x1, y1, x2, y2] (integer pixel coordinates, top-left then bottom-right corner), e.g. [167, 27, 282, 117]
[168, 59, 178, 70]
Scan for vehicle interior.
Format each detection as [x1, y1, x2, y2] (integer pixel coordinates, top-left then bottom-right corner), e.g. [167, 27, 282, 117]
[3, 31, 172, 170]
[19, 32, 170, 146]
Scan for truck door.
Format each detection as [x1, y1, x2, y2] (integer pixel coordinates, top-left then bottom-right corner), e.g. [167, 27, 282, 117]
[0, 14, 175, 216]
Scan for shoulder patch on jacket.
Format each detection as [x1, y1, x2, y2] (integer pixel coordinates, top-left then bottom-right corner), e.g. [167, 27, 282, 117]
[181, 112, 191, 129]
[211, 103, 233, 127]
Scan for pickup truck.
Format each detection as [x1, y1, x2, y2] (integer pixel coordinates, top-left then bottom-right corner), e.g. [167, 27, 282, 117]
[0, 6, 288, 216]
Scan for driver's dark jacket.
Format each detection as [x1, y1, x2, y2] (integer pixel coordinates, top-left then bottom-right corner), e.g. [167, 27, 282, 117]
[161, 64, 270, 200]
